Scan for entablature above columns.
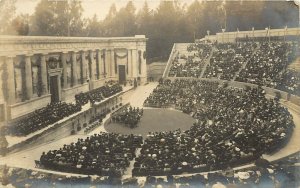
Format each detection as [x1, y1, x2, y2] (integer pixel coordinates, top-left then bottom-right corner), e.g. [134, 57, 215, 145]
[0, 35, 147, 57]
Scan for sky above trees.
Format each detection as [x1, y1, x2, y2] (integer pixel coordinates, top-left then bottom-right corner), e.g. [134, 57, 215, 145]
[15, 0, 193, 20]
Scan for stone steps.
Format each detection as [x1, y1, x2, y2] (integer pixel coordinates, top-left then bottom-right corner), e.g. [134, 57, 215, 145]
[122, 148, 142, 179]
[233, 45, 260, 81]
[200, 47, 215, 78]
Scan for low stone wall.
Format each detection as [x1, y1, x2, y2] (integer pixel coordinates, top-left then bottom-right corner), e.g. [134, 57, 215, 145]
[8, 94, 51, 120]
[92, 79, 106, 89]
[147, 62, 167, 81]
[62, 83, 89, 103]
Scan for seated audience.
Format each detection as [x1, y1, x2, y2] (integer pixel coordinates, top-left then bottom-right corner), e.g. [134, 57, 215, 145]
[75, 83, 123, 106]
[168, 41, 299, 95]
[40, 132, 143, 176]
[134, 79, 294, 176]
[111, 105, 143, 128]
[235, 41, 299, 94]
[169, 43, 212, 78]
[7, 102, 82, 136]
[204, 42, 256, 80]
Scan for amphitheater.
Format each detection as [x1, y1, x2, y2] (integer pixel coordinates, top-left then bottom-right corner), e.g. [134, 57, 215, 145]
[0, 28, 300, 187]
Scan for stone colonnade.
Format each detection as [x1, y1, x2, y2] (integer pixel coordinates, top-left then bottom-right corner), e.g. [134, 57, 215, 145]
[0, 35, 147, 122]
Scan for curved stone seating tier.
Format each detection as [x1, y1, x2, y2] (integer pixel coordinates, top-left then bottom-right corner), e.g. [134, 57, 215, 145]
[165, 77, 300, 106]
[136, 79, 296, 176]
[34, 78, 297, 178]
[164, 41, 299, 96]
[1, 80, 297, 181]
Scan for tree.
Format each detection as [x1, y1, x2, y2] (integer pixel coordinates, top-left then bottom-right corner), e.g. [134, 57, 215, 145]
[86, 14, 102, 37]
[225, 1, 264, 31]
[201, 1, 223, 34]
[31, 0, 56, 36]
[149, 1, 186, 60]
[31, 0, 85, 36]
[136, 1, 152, 35]
[104, 1, 137, 37]
[69, 1, 85, 36]
[123, 1, 137, 36]
[186, 0, 204, 39]
[0, 0, 16, 34]
[260, 1, 298, 29]
[11, 14, 30, 35]
[102, 3, 118, 36]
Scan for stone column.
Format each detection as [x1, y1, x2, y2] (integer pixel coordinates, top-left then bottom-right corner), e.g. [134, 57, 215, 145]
[132, 49, 137, 78]
[100, 50, 106, 78]
[89, 51, 95, 81]
[25, 55, 33, 99]
[105, 49, 111, 77]
[102, 50, 106, 77]
[61, 52, 68, 89]
[81, 51, 87, 83]
[92, 51, 97, 79]
[71, 51, 78, 86]
[111, 49, 115, 77]
[127, 49, 132, 77]
[142, 50, 147, 78]
[40, 54, 48, 95]
[97, 50, 102, 79]
[6, 56, 16, 104]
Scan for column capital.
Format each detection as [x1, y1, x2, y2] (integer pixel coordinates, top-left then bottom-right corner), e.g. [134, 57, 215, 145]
[89, 49, 98, 53]
[24, 53, 34, 57]
[6, 54, 16, 58]
[128, 48, 137, 50]
[39, 52, 48, 55]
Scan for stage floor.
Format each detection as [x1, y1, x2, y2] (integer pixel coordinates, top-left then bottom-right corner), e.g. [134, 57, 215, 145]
[104, 108, 195, 138]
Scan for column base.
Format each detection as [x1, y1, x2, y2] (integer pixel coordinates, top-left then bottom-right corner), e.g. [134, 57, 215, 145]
[140, 77, 147, 85]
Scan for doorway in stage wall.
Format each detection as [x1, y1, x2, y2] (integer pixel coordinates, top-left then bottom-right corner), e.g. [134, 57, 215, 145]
[118, 65, 126, 84]
[50, 76, 59, 103]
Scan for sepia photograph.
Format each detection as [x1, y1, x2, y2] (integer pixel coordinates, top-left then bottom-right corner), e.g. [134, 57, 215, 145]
[0, 0, 299, 187]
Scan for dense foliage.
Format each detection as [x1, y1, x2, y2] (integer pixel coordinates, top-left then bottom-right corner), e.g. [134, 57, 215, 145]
[1, 0, 298, 62]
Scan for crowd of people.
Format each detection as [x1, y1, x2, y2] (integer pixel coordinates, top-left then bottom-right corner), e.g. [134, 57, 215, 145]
[2, 150, 300, 187]
[275, 69, 300, 95]
[83, 109, 110, 134]
[40, 132, 143, 176]
[235, 42, 292, 86]
[111, 105, 143, 128]
[75, 83, 123, 106]
[4, 82, 123, 137]
[6, 102, 82, 136]
[204, 42, 256, 80]
[141, 158, 299, 188]
[168, 43, 212, 78]
[135, 79, 294, 176]
[167, 41, 300, 95]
